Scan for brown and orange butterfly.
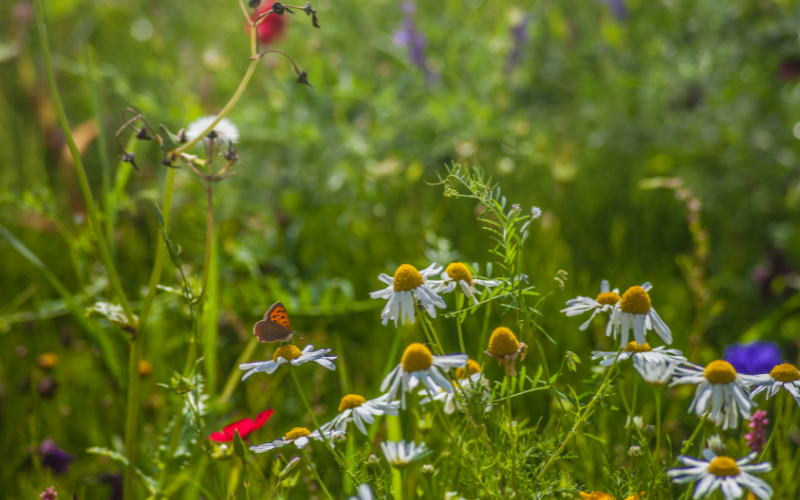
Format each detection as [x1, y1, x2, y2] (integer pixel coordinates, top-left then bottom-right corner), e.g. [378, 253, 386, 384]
[253, 302, 296, 343]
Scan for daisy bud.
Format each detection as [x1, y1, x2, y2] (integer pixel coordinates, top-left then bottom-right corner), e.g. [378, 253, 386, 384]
[279, 457, 301, 479]
[628, 445, 643, 457]
[643, 424, 656, 437]
[531, 206, 542, 219]
[333, 432, 347, 444]
[367, 454, 380, 466]
[707, 434, 727, 456]
[420, 464, 436, 475]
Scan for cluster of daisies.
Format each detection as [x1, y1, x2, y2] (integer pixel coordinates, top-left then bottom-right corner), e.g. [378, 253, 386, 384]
[564, 280, 799, 500]
[233, 263, 503, 475]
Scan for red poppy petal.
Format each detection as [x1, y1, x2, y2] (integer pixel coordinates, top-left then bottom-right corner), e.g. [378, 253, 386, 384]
[253, 409, 275, 429]
[208, 432, 232, 442]
[223, 419, 257, 439]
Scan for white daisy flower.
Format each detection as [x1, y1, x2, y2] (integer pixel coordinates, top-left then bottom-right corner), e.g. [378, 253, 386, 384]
[670, 360, 758, 430]
[240, 344, 336, 380]
[420, 362, 492, 415]
[370, 263, 447, 326]
[185, 116, 239, 148]
[347, 484, 373, 500]
[634, 355, 681, 386]
[750, 362, 800, 406]
[381, 343, 468, 409]
[561, 280, 621, 331]
[250, 426, 344, 453]
[667, 449, 772, 500]
[323, 394, 400, 435]
[380, 440, 431, 469]
[606, 283, 673, 346]
[430, 262, 499, 305]
[592, 341, 686, 367]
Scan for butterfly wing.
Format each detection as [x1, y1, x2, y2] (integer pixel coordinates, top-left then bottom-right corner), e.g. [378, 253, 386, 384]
[253, 302, 294, 343]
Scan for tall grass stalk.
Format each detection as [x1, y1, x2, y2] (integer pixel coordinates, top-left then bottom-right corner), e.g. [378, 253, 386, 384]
[34, 0, 135, 326]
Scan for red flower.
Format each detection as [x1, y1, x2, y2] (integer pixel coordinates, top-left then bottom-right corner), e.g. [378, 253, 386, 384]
[207, 410, 274, 442]
[245, 2, 288, 46]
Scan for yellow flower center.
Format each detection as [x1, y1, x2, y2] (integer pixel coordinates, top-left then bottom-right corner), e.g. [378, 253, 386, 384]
[38, 352, 59, 370]
[445, 262, 473, 283]
[704, 360, 737, 384]
[595, 291, 621, 306]
[488, 327, 520, 357]
[338, 394, 367, 412]
[284, 427, 312, 441]
[619, 286, 652, 315]
[393, 264, 424, 292]
[707, 456, 740, 477]
[273, 345, 303, 362]
[456, 359, 482, 379]
[401, 343, 434, 372]
[624, 342, 652, 353]
[770, 363, 800, 382]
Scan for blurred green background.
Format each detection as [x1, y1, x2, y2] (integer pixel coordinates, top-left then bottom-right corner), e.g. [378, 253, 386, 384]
[3, 0, 800, 497]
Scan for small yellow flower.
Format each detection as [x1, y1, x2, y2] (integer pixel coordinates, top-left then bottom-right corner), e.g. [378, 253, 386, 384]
[38, 352, 58, 370]
[138, 360, 153, 377]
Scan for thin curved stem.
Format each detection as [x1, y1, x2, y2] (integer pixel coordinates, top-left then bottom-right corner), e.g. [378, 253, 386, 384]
[300, 448, 334, 500]
[759, 391, 786, 462]
[34, 0, 135, 326]
[175, 60, 259, 155]
[124, 168, 177, 499]
[533, 349, 622, 486]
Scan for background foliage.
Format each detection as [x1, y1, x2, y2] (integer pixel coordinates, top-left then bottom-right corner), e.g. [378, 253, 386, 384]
[2, 0, 800, 497]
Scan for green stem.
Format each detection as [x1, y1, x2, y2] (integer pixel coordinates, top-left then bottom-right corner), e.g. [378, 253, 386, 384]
[478, 300, 492, 354]
[83, 43, 113, 258]
[301, 448, 334, 500]
[759, 391, 786, 463]
[533, 349, 622, 486]
[505, 371, 513, 420]
[175, 60, 259, 155]
[455, 292, 466, 354]
[218, 337, 259, 406]
[198, 184, 214, 300]
[625, 375, 639, 451]
[34, 0, 135, 325]
[123, 169, 176, 500]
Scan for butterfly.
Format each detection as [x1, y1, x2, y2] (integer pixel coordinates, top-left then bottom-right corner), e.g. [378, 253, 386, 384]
[253, 302, 298, 343]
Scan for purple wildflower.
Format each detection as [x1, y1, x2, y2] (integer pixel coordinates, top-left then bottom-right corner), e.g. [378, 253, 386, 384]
[393, 2, 435, 82]
[39, 439, 75, 475]
[506, 15, 530, 71]
[723, 341, 783, 375]
[596, 0, 627, 21]
[40, 487, 57, 500]
[745, 410, 769, 453]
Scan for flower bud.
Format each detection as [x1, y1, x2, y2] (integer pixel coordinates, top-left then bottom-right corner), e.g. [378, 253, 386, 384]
[628, 445, 643, 457]
[707, 435, 727, 456]
[280, 457, 301, 479]
[643, 424, 656, 437]
[367, 454, 380, 466]
[420, 464, 436, 475]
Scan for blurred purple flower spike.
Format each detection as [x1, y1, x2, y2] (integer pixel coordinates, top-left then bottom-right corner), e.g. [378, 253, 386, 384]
[597, 0, 627, 21]
[506, 14, 530, 71]
[38, 439, 74, 475]
[393, 1, 436, 82]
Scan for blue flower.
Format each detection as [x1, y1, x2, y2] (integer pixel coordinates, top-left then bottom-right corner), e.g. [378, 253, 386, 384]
[724, 341, 783, 376]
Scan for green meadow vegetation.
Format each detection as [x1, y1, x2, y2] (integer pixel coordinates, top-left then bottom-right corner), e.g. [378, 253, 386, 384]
[3, 0, 800, 498]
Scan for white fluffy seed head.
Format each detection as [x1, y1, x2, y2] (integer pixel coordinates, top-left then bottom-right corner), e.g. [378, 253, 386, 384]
[185, 116, 239, 148]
